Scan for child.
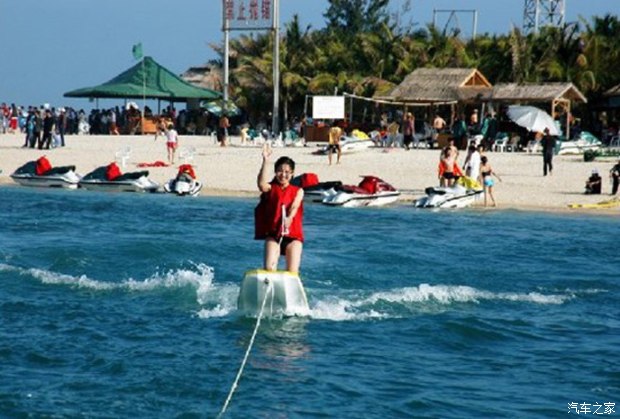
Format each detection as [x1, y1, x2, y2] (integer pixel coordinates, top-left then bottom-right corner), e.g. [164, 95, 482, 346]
[164, 123, 178, 164]
[479, 155, 502, 207]
[255, 144, 304, 273]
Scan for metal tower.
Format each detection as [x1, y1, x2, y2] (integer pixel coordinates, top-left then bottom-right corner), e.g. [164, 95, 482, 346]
[523, 0, 565, 34]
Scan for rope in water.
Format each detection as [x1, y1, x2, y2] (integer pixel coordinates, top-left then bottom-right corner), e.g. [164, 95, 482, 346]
[217, 279, 272, 418]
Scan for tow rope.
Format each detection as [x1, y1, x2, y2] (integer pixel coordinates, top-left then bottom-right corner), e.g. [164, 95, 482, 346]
[217, 278, 273, 417]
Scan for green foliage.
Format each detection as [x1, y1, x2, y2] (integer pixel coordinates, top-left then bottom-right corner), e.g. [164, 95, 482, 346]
[212, 11, 620, 127]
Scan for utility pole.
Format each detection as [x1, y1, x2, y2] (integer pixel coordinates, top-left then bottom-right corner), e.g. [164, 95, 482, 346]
[272, 0, 280, 137]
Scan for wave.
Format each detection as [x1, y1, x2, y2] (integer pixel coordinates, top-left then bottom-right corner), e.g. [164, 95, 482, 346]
[0, 261, 217, 300]
[0, 263, 600, 322]
[308, 283, 577, 321]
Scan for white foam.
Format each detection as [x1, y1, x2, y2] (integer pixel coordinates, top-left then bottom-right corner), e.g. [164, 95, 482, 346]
[0, 262, 585, 322]
[359, 283, 570, 306]
[306, 283, 572, 322]
[3, 262, 218, 304]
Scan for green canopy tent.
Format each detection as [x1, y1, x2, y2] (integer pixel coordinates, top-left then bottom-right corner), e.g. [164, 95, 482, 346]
[64, 56, 222, 101]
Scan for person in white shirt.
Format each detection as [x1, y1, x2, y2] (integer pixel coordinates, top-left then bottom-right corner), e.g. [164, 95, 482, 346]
[463, 143, 482, 181]
[165, 123, 179, 164]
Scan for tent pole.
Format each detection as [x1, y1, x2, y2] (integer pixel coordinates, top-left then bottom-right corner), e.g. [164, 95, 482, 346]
[141, 57, 145, 135]
[223, 1, 230, 106]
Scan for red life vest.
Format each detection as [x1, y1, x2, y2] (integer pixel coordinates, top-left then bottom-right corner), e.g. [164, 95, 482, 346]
[438, 160, 464, 177]
[106, 162, 122, 180]
[255, 183, 304, 242]
[177, 164, 196, 179]
[35, 156, 52, 175]
[300, 172, 318, 188]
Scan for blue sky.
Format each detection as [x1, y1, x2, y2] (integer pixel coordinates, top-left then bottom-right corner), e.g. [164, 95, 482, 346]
[0, 0, 615, 109]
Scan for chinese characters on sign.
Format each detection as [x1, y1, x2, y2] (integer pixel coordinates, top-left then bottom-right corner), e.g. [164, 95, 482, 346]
[567, 402, 616, 415]
[224, 0, 272, 29]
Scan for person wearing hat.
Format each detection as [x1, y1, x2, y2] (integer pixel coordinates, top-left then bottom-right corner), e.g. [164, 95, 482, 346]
[585, 169, 602, 194]
[610, 159, 620, 195]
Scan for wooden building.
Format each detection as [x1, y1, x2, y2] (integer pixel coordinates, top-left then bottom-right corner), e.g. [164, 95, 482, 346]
[378, 67, 588, 138]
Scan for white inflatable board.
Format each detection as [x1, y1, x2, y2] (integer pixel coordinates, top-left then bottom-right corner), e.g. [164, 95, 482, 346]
[237, 270, 310, 317]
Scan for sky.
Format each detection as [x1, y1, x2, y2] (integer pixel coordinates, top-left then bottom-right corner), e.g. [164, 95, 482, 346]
[0, 0, 615, 110]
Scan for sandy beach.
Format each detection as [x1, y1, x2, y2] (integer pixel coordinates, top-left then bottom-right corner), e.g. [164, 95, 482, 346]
[1, 132, 618, 214]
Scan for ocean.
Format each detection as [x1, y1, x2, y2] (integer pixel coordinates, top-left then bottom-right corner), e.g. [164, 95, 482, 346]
[0, 186, 618, 418]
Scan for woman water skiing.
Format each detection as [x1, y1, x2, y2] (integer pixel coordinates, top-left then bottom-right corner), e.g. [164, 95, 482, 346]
[255, 143, 304, 273]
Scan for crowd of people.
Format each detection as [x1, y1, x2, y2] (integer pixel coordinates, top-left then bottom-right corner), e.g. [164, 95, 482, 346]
[0, 102, 229, 140]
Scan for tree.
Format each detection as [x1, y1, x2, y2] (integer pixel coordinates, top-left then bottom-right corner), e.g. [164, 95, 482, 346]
[323, 0, 390, 35]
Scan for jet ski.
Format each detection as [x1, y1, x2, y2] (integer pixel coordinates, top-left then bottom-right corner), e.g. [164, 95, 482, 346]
[312, 134, 375, 155]
[79, 162, 159, 193]
[291, 172, 342, 203]
[163, 164, 203, 196]
[414, 177, 483, 209]
[321, 175, 400, 207]
[11, 157, 81, 189]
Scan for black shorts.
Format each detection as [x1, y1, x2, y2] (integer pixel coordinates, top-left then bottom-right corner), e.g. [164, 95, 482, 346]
[266, 236, 298, 255]
[328, 144, 340, 152]
[443, 172, 455, 180]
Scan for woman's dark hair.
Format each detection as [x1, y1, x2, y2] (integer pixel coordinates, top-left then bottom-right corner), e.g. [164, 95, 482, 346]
[481, 156, 488, 164]
[274, 156, 295, 172]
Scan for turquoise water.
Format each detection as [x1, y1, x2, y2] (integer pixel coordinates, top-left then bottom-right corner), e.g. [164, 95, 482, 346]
[0, 186, 618, 418]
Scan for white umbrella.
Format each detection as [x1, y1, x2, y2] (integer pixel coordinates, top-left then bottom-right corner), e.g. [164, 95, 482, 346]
[507, 105, 560, 136]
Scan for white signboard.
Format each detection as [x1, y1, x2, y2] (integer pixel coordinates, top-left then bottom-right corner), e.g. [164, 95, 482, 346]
[224, 0, 273, 30]
[312, 96, 345, 120]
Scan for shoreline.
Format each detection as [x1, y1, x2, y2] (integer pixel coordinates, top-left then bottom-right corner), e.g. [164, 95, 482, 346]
[0, 133, 618, 216]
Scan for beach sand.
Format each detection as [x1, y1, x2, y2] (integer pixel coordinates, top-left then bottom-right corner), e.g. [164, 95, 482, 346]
[1, 133, 618, 214]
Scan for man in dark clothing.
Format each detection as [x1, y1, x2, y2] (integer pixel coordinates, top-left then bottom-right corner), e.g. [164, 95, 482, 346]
[40, 110, 54, 150]
[610, 159, 620, 195]
[57, 108, 66, 146]
[541, 128, 556, 176]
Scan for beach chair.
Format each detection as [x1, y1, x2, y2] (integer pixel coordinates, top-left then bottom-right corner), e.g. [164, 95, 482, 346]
[506, 135, 521, 152]
[609, 135, 620, 151]
[115, 146, 132, 168]
[492, 134, 509, 152]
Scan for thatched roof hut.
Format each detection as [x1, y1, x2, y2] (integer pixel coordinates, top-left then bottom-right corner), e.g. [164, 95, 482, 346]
[377, 68, 492, 104]
[181, 64, 224, 92]
[491, 82, 587, 104]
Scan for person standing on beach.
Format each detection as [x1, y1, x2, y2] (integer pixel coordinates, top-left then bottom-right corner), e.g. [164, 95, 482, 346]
[452, 114, 467, 150]
[57, 108, 66, 147]
[255, 143, 304, 273]
[33, 109, 43, 149]
[463, 143, 481, 180]
[610, 159, 620, 195]
[217, 114, 230, 147]
[438, 146, 462, 187]
[40, 110, 54, 150]
[328, 122, 342, 165]
[541, 128, 556, 176]
[403, 112, 415, 150]
[432, 114, 446, 147]
[164, 123, 179, 165]
[479, 155, 502, 207]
